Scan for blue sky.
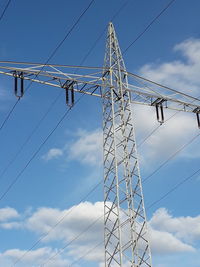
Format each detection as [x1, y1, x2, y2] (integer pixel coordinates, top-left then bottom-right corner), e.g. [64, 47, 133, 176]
[0, 0, 200, 266]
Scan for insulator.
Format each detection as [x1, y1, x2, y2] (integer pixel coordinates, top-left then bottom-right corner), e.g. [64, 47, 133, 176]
[65, 86, 69, 105]
[63, 80, 75, 107]
[156, 103, 164, 125]
[197, 112, 200, 129]
[14, 75, 18, 96]
[14, 72, 24, 98]
[20, 72, 24, 97]
[71, 85, 74, 106]
[160, 104, 164, 122]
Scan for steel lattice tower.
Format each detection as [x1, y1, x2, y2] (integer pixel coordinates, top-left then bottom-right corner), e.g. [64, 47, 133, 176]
[102, 23, 152, 266]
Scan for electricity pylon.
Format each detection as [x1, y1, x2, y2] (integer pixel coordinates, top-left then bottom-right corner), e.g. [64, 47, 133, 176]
[0, 23, 200, 266]
[102, 23, 151, 266]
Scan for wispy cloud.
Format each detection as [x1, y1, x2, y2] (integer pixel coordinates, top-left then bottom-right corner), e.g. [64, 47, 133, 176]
[150, 207, 200, 244]
[0, 247, 70, 267]
[42, 148, 63, 161]
[67, 129, 103, 166]
[0, 207, 20, 222]
[132, 38, 200, 167]
[139, 38, 200, 95]
[42, 129, 103, 166]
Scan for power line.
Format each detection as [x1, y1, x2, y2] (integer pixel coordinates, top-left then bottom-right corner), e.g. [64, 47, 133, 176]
[0, 82, 91, 203]
[0, 109, 71, 202]
[65, 0, 131, 71]
[42, 0, 95, 66]
[0, 98, 20, 131]
[137, 111, 180, 147]
[0, 0, 130, 186]
[0, 0, 11, 22]
[122, 0, 176, 55]
[69, 241, 103, 267]
[0, 0, 95, 133]
[40, 216, 103, 267]
[0, 91, 61, 181]
[147, 166, 200, 210]
[137, 97, 200, 183]
[142, 133, 200, 184]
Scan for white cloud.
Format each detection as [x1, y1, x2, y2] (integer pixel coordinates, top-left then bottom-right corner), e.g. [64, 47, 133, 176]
[24, 203, 200, 258]
[42, 148, 63, 161]
[67, 129, 103, 166]
[0, 207, 19, 222]
[0, 247, 70, 267]
[133, 104, 200, 169]
[1, 203, 200, 265]
[149, 227, 195, 254]
[26, 202, 104, 245]
[42, 129, 103, 166]
[0, 222, 22, 229]
[150, 208, 200, 243]
[139, 38, 200, 94]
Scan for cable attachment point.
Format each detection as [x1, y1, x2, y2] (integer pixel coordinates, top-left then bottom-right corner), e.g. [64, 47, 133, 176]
[193, 107, 200, 129]
[151, 98, 166, 125]
[13, 71, 24, 98]
[62, 80, 76, 107]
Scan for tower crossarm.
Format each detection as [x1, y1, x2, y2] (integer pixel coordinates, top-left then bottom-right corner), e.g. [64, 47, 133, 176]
[0, 61, 104, 102]
[126, 72, 200, 114]
[127, 86, 200, 112]
[0, 61, 200, 125]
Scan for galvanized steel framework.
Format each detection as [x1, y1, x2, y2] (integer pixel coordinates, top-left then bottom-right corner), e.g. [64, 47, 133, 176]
[0, 23, 200, 267]
[102, 23, 151, 266]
